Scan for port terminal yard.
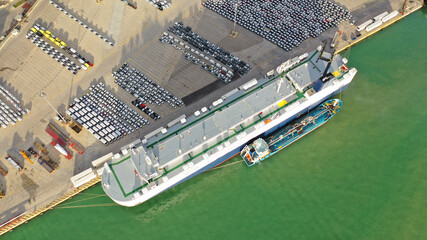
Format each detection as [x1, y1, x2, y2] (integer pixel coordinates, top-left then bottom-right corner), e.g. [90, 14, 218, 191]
[0, 0, 423, 236]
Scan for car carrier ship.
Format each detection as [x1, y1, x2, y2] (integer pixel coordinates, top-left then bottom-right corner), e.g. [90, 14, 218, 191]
[241, 98, 342, 166]
[101, 48, 358, 207]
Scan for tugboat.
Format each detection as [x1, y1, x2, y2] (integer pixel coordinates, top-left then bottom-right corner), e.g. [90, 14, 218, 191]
[241, 99, 342, 166]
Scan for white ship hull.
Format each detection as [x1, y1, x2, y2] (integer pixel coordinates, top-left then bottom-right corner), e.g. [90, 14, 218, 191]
[110, 68, 357, 207]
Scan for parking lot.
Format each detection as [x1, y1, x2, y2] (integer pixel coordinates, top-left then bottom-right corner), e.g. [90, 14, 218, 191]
[0, 0, 406, 224]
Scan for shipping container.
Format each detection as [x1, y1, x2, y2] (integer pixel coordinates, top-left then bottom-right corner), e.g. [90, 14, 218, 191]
[0, 166, 7, 177]
[37, 158, 55, 174]
[42, 155, 58, 169]
[381, 10, 399, 23]
[20, 150, 34, 164]
[69, 140, 84, 154]
[373, 11, 388, 21]
[5, 155, 22, 172]
[48, 123, 69, 141]
[34, 141, 48, 154]
[357, 20, 373, 31]
[45, 127, 67, 146]
[366, 21, 382, 32]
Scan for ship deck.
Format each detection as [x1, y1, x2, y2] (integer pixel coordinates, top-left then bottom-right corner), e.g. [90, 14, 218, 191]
[103, 50, 350, 202]
[266, 100, 339, 153]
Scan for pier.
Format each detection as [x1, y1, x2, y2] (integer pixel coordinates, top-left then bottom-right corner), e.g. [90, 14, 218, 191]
[0, 176, 100, 235]
[336, 0, 424, 54]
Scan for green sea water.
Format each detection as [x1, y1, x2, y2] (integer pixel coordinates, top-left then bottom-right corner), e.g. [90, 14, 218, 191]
[5, 9, 427, 240]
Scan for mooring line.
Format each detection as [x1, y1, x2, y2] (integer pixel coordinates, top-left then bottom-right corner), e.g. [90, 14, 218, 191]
[59, 194, 107, 206]
[56, 203, 118, 209]
[207, 160, 244, 171]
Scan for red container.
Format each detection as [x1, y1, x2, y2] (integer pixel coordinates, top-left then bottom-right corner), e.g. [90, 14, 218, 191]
[45, 127, 67, 146]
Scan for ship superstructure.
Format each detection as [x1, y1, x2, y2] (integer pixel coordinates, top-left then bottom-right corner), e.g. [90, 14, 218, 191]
[101, 48, 358, 206]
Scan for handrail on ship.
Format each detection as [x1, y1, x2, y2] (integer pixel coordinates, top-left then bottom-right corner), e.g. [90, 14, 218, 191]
[109, 51, 332, 197]
[110, 91, 307, 198]
[266, 107, 330, 147]
[146, 51, 319, 149]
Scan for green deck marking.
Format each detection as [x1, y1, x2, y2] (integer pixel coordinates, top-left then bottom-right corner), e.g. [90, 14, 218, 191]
[109, 164, 128, 196]
[146, 51, 318, 149]
[111, 93, 301, 198]
[309, 59, 322, 73]
[111, 51, 328, 197]
[110, 156, 131, 166]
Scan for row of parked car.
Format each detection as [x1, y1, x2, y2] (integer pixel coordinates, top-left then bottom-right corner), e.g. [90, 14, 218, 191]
[0, 84, 29, 128]
[168, 22, 251, 77]
[26, 29, 81, 74]
[203, 0, 351, 51]
[66, 83, 149, 145]
[113, 63, 184, 109]
[159, 32, 235, 83]
[131, 99, 160, 121]
[0, 99, 22, 128]
[30, 23, 93, 71]
[49, 0, 114, 46]
[145, 0, 172, 11]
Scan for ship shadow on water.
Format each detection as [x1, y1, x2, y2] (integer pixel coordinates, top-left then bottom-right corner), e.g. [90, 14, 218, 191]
[131, 159, 242, 224]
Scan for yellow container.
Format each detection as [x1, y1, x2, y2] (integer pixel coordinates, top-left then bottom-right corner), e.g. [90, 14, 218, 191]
[20, 150, 34, 165]
[277, 99, 288, 108]
[332, 70, 341, 77]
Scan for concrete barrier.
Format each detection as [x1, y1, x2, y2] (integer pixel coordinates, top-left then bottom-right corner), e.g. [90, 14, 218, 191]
[91, 152, 113, 167]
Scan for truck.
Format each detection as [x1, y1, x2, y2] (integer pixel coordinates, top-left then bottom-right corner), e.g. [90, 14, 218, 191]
[69, 140, 84, 154]
[0, 166, 7, 177]
[48, 123, 69, 139]
[34, 141, 48, 154]
[45, 126, 67, 146]
[5, 155, 22, 172]
[0, 189, 4, 199]
[43, 155, 59, 169]
[51, 140, 72, 160]
[69, 121, 82, 133]
[37, 157, 55, 174]
[27, 147, 39, 158]
[20, 150, 34, 165]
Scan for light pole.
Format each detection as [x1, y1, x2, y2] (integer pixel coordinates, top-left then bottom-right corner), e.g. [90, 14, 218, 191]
[228, 1, 239, 38]
[233, 2, 238, 33]
[39, 92, 66, 123]
[229, 1, 240, 38]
